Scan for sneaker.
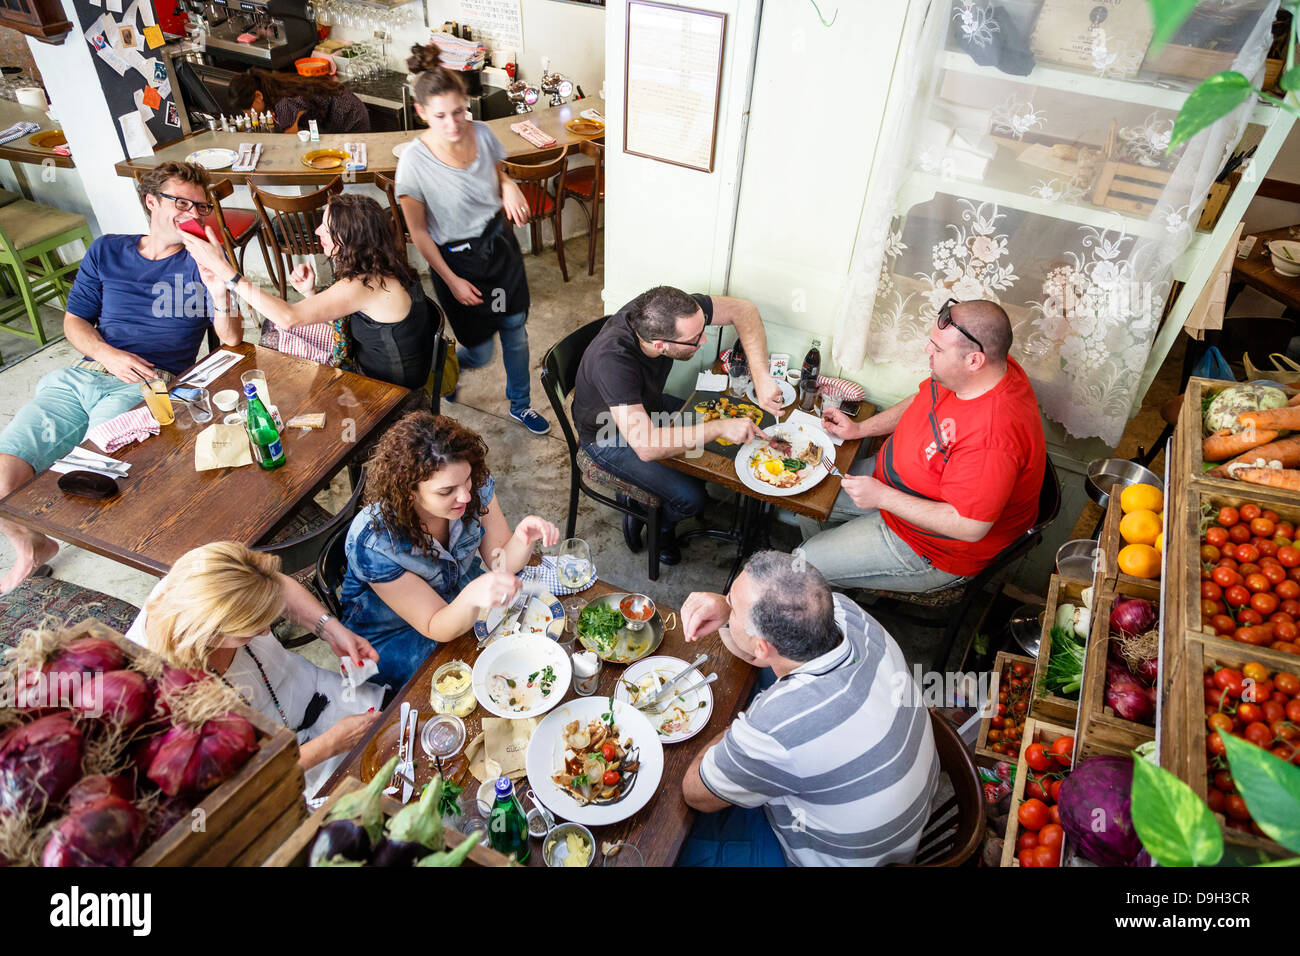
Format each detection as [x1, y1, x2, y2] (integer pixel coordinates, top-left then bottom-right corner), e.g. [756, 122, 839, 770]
[510, 408, 551, 435]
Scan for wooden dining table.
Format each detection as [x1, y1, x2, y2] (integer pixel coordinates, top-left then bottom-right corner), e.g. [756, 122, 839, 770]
[0, 342, 410, 576]
[320, 577, 757, 867]
[1232, 225, 1300, 313]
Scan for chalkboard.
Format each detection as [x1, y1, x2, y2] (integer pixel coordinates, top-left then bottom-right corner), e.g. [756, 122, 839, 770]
[69, 0, 184, 159]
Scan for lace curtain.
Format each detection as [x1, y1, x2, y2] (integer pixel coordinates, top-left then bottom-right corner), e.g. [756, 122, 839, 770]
[833, 0, 1278, 445]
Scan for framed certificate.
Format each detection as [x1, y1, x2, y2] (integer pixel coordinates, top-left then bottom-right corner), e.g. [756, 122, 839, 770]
[623, 0, 726, 172]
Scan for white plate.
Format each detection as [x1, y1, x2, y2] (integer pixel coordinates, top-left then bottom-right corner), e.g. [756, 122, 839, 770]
[474, 590, 563, 644]
[734, 422, 833, 497]
[525, 698, 664, 826]
[613, 656, 713, 744]
[472, 633, 572, 720]
[392, 140, 413, 159]
[746, 378, 796, 408]
[185, 148, 238, 170]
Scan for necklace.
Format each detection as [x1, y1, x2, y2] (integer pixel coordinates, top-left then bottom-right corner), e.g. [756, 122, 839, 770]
[218, 644, 289, 728]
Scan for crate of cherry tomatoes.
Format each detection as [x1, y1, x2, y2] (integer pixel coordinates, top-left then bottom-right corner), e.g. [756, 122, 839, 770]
[974, 651, 1035, 767]
[1184, 489, 1300, 655]
[999, 718, 1074, 867]
[1184, 637, 1299, 858]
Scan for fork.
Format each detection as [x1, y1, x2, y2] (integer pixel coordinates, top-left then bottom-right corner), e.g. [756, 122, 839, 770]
[384, 701, 410, 795]
[479, 590, 528, 648]
[821, 452, 843, 478]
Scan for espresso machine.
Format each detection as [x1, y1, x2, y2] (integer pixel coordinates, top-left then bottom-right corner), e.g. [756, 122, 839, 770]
[184, 0, 317, 70]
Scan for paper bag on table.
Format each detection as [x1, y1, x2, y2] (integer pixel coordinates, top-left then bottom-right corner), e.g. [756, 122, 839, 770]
[467, 717, 536, 782]
[195, 424, 254, 471]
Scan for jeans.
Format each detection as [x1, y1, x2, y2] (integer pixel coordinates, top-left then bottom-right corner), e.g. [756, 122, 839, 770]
[797, 452, 966, 593]
[0, 368, 145, 473]
[582, 438, 709, 527]
[456, 310, 531, 416]
[677, 805, 788, 867]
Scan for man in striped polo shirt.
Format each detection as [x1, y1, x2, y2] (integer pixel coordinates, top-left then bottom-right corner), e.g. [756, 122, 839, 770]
[679, 551, 939, 866]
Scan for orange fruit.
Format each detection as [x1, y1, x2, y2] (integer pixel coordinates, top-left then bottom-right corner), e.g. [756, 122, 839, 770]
[1120, 483, 1163, 514]
[1120, 509, 1161, 546]
[1155, 532, 1163, 553]
[1118, 543, 1161, 579]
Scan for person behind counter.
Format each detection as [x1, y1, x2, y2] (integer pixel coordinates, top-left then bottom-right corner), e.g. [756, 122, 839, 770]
[395, 42, 551, 437]
[226, 68, 370, 134]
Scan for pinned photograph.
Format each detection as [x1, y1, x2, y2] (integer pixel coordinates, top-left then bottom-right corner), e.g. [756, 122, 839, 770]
[91, 34, 108, 50]
[165, 102, 179, 127]
[153, 60, 167, 83]
[117, 24, 136, 49]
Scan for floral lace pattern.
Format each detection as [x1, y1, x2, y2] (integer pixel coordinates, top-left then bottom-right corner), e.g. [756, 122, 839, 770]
[990, 96, 1045, 140]
[952, 1, 999, 48]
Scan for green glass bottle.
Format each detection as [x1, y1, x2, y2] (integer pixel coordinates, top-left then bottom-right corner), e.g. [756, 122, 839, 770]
[243, 382, 286, 471]
[487, 776, 530, 863]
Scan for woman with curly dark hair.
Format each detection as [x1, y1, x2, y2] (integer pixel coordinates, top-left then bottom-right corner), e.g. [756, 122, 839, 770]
[227, 69, 370, 134]
[338, 411, 560, 686]
[181, 193, 435, 389]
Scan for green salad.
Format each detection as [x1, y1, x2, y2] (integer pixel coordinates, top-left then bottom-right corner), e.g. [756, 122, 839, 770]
[578, 602, 625, 654]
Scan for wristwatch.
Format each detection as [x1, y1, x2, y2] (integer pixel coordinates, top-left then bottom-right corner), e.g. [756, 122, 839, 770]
[224, 271, 244, 294]
[313, 612, 332, 638]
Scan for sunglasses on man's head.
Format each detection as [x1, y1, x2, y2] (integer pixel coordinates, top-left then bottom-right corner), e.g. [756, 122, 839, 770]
[937, 298, 983, 354]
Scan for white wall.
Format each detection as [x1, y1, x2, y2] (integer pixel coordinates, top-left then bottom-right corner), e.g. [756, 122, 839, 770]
[25, 0, 148, 237]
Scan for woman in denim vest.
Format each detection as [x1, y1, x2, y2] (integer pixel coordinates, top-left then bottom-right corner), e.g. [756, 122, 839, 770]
[341, 412, 560, 687]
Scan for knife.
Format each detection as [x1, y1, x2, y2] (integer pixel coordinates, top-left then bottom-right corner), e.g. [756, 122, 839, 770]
[402, 709, 419, 804]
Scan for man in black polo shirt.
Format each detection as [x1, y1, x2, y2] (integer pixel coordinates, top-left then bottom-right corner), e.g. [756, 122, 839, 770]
[571, 286, 783, 565]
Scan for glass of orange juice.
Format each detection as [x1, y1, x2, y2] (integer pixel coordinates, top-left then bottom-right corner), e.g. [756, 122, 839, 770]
[139, 379, 174, 425]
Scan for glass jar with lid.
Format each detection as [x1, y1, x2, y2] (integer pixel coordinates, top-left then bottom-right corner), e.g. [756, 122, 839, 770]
[430, 659, 476, 717]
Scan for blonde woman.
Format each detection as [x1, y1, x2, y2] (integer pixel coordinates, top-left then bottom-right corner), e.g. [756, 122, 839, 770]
[125, 542, 383, 797]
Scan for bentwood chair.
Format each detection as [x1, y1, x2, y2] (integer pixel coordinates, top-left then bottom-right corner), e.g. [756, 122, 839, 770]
[541, 317, 664, 581]
[315, 519, 351, 619]
[891, 709, 986, 867]
[560, 139, 604, 276]
[858, 457, 1061, 672]
[180, 179, 262, 275]
[247, 175, 344, 297]
[374, 171, 411, 255]
[502, 145, 570, 282]
[0, 199, 92, 363]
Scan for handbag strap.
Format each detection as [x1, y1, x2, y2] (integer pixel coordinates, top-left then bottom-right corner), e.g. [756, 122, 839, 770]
[1270, 352, 1300, 373]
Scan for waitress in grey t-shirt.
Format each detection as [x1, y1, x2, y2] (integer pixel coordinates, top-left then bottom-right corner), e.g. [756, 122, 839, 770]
[395, 42, 550, 436]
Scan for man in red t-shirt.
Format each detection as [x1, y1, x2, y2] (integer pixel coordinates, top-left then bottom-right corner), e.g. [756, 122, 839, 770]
[799, 299, 1045, 592]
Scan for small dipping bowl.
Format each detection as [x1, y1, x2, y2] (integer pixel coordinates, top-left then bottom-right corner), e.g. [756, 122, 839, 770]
[619, 593, 655, 632]
[1056, 538, 1102, 581]
[212, 388, 239, 412]
[543, 822, 595, 867]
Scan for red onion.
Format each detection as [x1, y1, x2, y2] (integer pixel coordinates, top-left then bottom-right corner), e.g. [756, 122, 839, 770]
[67, 774, 135, 809]
[1110, 598, 1157, 639]
[42, 796, 145, 867]
[1105, 662, 1156, 724]
[1135, 656, 1159, 686]
[145, 794, 196, 845]
[45, 637, 124, 676]
[0, 713, 84, 818]
[154, 665, 209, 717]
[75, 670, 153, 730]
[146, 713, 258, 796]
[132, 732, 167, 781]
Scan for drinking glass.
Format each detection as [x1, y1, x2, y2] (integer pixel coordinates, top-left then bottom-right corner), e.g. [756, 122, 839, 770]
[602, 843, 644, 867]
[728, 355, 751, 400]
[185, 386, 214, 424]
[241, 369, 270, 407]
[556, 538, 594, 590]
[140, 380, 174, 425]
[572, 653, 602, 696]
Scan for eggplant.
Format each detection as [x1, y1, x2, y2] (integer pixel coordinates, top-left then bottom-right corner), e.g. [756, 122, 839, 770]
[309, 818, 372, 867]
[368, 836, 427, 868]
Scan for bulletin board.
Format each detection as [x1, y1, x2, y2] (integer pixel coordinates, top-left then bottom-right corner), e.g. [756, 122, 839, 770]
[70, 0, 183, 159]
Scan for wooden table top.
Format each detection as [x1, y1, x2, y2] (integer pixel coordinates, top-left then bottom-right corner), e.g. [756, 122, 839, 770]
[1234, 225, 1300, 312]
[664, 371, 874, 523]
[321, 577, 757, 867]
[0, 343, 409, 576]
[0, 99, 74, 170]
[113, 98, 605, 186]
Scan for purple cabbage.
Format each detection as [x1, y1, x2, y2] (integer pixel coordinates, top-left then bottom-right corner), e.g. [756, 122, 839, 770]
[1057, 755, 1152, 867]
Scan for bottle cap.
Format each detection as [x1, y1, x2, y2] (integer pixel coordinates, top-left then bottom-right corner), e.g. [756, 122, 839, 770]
[494, 776, 513, 798]
[243, 382, 258, 398]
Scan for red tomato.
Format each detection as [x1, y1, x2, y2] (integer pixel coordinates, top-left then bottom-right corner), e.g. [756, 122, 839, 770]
[1246, 573, 1272, 594]
[1202, 581, 1224, 601]
[1206, 526, 1230, 547]
[1037, 824, 1065, 850]
[1012, 663, 1028, 677]
[1208, 732, 1227, 756]
[1202, 599, 1223, 619]
[1273, 719, 1299, 741]
[1277, 580, 1300, 601]
[1263, 509, 1281, 523]
[1244, 722, 1274, 747]
[1236, 544, 1261, 564]
[1252, 518, 1277, 538]
[1018, 848, 1037, 867]
[1283, 599, 1300, 616]
[1017, 798, 1049, 831]
[1238, 563, 1262, 579]
[1278, 522, 1295, 540]
[1258, 540, 1279, 559]
[1237, 608, 1263, 627]
[1025, 743, 1053, 772]
[1047, 778, 1063, 802]
[1212, 614, 1236, 636]
[602, 770, 620, 786]
[1049, 804, 1062, 826]
[1219, 507, 1241, 527]
[1207, 788, 1226, 813]
[1201, 545, 1222, 564]
[1025, 777, 1048, 801]
[1207, 712, 1233, 734]
[1214, 567, 1243, 589]
[1237, 702, 1263, 724]
[1289, 699, 1300, 723]
[1016, 831, 1039, 852]
[1225, 584, 1251, 607]
[1252, 592, 1280, 616]
[1049, 736, 1074, 767]
[1213, 769, 1236, 793]
[1231, 524, 1253, 544]
[1240, 504, 1261, 523]
[1274, 672, 1300, 695]
[1031, 845, 1060, 867]
[1264, 564, 1288, 586]
[1226, 795, 1251, 821]
[1263, 699, 1286, 723]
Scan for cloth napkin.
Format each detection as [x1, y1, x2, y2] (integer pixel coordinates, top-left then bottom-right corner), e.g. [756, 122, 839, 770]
[510, 119, 556, 148]
[694, 371, 729, 392]
[521, 555, 595, 597]
[86, 406, 160, 453]
[0, 122, 40, 146]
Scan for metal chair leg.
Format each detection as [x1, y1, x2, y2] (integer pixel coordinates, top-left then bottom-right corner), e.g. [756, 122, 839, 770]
[647, 505, 660, 582]
[566, 469, 580, 539]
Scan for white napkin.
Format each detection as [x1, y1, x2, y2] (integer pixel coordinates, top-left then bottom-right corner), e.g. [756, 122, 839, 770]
[694, 371, 729, 392]
[783, 409, 842, 446]
[181, 349, 244, 387]
[51, 446, 131, 475]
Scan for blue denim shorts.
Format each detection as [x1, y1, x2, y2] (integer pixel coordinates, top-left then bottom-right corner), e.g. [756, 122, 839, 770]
[0, 367, 145, 472]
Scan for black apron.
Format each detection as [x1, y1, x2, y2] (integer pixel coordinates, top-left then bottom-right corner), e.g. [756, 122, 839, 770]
[429, 212, 529, 348]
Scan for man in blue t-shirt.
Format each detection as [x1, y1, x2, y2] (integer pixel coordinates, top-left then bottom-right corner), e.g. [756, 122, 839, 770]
[0, 160, 243, 592]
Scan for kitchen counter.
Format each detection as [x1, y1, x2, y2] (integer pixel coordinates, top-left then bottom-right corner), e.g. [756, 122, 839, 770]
[113, 97, 605, 185]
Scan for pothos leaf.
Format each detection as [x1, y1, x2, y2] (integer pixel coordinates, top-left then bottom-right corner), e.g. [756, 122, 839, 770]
[1130, 754, 1223, 867]
[1169, 72, 1255, 151]
[1222, 732, 1300, 853]
[1145, 0, 1203, 53]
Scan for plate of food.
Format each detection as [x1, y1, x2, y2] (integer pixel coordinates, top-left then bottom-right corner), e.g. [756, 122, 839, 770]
[185, 148, 239, 170]
[525, 696, 664, 825]
[472, 632, 572, 719]
[613, 656, 713, 743]
[735, 422, 833, 497]
[576, 593, 664, 664]
[473, 588, 563, 644]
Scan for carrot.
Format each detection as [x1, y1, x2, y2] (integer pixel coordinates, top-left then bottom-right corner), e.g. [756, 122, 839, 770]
[1203, 427, 1280, 461]
[1288, 392, 1300, 407]
[1235, 467, 1300, 491]
[1208, 436, 1300, 477]
[1237, 407, 1300, 431]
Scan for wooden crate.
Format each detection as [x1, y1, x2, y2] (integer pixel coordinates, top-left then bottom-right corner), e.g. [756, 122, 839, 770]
[999, 717, 1074, 868]
[1180, 376, 1300, 501]
[974, 649, 1036, 767]
[4, 620, 307, 867]
[1098, 493, 1163, 592]
[1177, 637, 1298, 861]
[264, 775, 512, 867]
[1141, 44, 1236, 81]
[1076, 579, 1160, 762]
[1030, 574, 1088, 726]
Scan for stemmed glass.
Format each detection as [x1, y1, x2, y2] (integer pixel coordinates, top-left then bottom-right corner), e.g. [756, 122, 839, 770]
[556, 538, 594, 590]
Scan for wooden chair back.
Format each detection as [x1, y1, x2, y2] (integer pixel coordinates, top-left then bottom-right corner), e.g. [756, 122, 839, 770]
[247, 176, 343, 295]
[374, 171, 409, 253]
[256, 462, 365, 577]
[894, 709, 986, 867]
[502, 145, 570, 281]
